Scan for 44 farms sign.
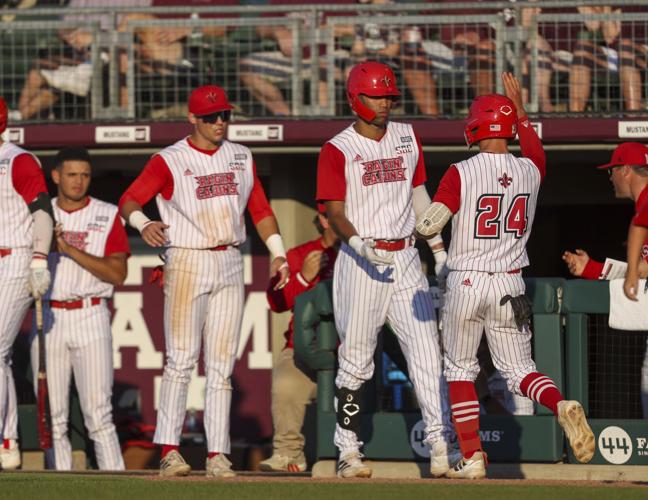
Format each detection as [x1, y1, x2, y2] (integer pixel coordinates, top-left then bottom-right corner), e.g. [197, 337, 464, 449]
[588, 422, 648, 465]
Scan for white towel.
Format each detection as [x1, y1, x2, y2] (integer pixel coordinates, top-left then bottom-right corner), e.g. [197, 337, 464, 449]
[609, 279, 648, 331]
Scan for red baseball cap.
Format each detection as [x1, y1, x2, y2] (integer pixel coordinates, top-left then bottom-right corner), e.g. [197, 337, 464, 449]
[595, 142, 648, 169]
[188, 85, 233, 116]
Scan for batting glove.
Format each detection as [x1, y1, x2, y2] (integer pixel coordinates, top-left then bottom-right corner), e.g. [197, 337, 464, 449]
[28, 257, 51, 298]
[349, 236, 394, 266]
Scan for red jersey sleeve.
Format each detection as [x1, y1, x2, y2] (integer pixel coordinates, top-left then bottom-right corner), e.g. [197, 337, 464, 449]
[432, 165, 461, 213]
[633, 188, 648, 227]
[316, 142, 346, 201]
[11, 153, 48, 205]
[412, 134, 427, 187]
[266, 246, 310, 312]
[581, 258, 604, 280]
[517, 116, 546, 180]
[118, 155, 173, 209]
[247, 161, 275, 224]
[104, 213, 131, 257]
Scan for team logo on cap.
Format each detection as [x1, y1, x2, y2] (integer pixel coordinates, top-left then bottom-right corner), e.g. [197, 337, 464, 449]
[500, 105, 513, 116]
[381, 75, 391, 87]
[206, 91, 219, 103]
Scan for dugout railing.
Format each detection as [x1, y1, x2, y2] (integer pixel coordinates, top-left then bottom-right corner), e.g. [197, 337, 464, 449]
[1, 1, 648, 124]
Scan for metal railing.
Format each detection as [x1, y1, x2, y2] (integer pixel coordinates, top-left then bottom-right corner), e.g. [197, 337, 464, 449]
[0, 1, 647, 123]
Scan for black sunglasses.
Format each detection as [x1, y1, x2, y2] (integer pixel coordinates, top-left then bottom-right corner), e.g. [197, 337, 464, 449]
[197, 110, 231, 123]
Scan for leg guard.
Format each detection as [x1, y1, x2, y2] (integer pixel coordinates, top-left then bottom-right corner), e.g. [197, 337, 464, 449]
[335, 386, 362, 434]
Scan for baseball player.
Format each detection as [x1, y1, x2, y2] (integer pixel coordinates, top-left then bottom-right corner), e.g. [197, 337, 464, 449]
[29, 147, 128, 470]
[119, 85, 289, 478]
[562, 142, 648, 417]
[416, 73, 595, 479]
[261, 203, 337, 472]
[0, 96, 53, 470]
[316, 61, 460, 479]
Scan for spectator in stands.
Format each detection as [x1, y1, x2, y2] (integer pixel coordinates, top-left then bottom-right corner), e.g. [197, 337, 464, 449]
[239, 2, 353, 117]
[569, 5, 647, 112]
[349, 0, 439, 116]
[16, 0, 152, 120]
[562, 142, 648, 416]
[261, 204, 338, 472]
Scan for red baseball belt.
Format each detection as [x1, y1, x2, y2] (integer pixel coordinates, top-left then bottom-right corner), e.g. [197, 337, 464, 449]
[0, 248, 12, 258]
[487, 269, 521, 275]
[372, 237, 414, 251]
[208, 245, 238, 251]
[48, 297, 102, 310]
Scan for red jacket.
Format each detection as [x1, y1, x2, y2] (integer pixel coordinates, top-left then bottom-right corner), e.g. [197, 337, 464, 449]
[267, 237, 337, 348]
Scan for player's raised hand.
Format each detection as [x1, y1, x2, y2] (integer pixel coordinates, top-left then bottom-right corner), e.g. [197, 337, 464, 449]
[562, 249, 590, 277]
[141, 221, 170, 247]
[271, 256, 289, 290]
[501, 72, 525, 118]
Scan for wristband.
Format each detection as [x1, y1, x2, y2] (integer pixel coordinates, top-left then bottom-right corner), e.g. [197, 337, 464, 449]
[348, 235, 364, 254]
[265, 233, 286, 259]
[128, 210, 152, 233]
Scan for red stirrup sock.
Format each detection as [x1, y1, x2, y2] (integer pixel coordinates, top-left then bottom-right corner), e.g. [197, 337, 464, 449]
[208, 452, 220, 459]
[448, 381, 482, 459]
[161, 445, 179, 459]
[520, 372, 564, 416]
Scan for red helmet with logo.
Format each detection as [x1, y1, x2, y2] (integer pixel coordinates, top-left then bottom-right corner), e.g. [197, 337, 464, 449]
[464, 94, 517, 147]
[0, 97, 7, 135]
[347, 61, 400, 122]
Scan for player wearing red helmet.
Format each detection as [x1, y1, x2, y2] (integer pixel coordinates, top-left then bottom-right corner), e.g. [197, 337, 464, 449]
[416, 73, 595, 478]
[317, 61, 460, 479]
[0, 97, 7, 135]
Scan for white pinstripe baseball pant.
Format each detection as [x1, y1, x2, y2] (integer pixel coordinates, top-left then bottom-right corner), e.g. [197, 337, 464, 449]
[333, 244, 451, 455]
[442, 270, 537, 394]
[153, 247, 244, 454]
[0, 250, 32, 443]
[30, 303, 124, 470]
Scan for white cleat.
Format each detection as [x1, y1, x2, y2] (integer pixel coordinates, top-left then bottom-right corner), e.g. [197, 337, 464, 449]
[0, 440, 21, 470]
[206, 454, 236, 478]
[159, 450, 191, 477]
[430, 439, 463, 478]
[445, 451, 487, 479]
[259, 453, 307, 472]
[557, 400, 595, 463]
[337, 451, 372, 478]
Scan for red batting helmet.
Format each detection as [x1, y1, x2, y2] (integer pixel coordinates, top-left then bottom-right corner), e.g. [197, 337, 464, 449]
[347, 61, 400, 122]
[464, 94, 517, 147]
[0, 97, 7, 135]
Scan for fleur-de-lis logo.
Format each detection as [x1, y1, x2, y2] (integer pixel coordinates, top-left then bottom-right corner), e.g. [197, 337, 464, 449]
[206, 92, 218, 103]
[498, 172, 513, 188]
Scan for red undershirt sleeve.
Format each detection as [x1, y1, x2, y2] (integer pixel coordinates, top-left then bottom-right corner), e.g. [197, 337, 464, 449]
[517, 116, 546, 180]
[104, 213, 131, 257]
[316, 142, 346, 201]
[412, 134, 427, 187]
[118, 155, 173, 210]
[246, 161, 275, 224]
[432, 165, 461, 214]
[11, 153, 47, 205]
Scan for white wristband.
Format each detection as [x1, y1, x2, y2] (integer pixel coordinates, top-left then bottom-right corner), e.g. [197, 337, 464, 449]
[128, 210, 152, 233]
[348, 235, 364, 254]
[265, 233, 286, 259]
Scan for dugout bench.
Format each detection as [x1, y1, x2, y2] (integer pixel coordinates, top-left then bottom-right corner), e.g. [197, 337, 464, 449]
[293, 278, 567, 464]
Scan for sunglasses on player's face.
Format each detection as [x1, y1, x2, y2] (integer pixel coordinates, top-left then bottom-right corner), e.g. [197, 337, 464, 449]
[197, 110, 231, 123]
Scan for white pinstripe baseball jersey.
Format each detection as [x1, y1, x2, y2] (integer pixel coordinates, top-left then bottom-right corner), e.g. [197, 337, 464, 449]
[48, 197, 124, 301]
[447, 152, 540, 272]
[156, 138, 254, 248]
[0, 142, 40, 248]
[326, 122, 422, 240]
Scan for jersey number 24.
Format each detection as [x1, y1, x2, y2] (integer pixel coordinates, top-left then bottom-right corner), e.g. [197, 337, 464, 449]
[474, 193, 530, 239]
